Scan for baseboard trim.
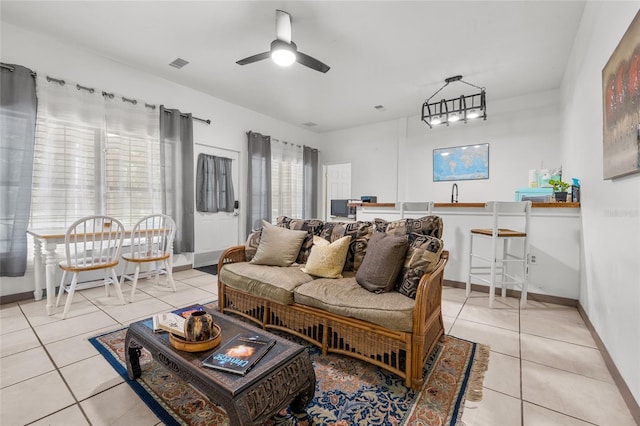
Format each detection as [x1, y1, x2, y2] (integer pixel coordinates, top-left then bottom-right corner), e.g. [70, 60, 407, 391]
[443, 279, 578, 307]
[577, 304, 640, 423]
[0, 291, 35, 305]
[0, 264, 195, 305]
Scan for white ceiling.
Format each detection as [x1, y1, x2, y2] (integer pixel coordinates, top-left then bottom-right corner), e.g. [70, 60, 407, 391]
[1, 1, 586, 133]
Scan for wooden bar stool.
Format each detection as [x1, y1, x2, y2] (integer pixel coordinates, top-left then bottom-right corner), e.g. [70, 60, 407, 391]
[466, 201, 531, 308]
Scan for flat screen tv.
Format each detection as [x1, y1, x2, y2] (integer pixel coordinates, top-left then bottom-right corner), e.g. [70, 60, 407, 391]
[330, 199, 350, 217]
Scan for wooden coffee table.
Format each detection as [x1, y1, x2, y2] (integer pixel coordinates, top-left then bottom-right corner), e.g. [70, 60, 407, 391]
[125, 306, 316, 426]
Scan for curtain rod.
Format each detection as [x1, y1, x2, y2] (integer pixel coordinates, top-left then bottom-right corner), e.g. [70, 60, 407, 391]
[246, 132, 319, 151]
[163, 109, 211, 125]
[1, 62, 212, 125]
[1, 62, 37, 77]
[44, 74, 212, 125]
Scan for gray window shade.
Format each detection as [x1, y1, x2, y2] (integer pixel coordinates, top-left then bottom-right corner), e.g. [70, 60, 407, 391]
[196, 154, 235, 213]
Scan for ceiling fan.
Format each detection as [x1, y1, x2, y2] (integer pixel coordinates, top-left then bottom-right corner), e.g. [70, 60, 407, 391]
[236, 9, 331, 73]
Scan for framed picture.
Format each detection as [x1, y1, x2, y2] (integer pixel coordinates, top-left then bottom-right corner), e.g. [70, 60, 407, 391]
[433, 143, 489, 182]
[602, 10, 640, 180]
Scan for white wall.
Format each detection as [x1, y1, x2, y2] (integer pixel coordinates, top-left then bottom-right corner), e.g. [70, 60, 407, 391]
[318, 89, 564, 205]
[320, 119, 402, 201]
[560, 1, 640, 404]
[404, 89, 563, 203]
[0, 22, 320, 296]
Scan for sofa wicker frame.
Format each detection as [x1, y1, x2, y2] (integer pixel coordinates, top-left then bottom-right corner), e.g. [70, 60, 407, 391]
[217, 245, 449, 390]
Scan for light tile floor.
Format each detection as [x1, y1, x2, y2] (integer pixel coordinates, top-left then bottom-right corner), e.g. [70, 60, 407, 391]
[0, 272, 636, 425]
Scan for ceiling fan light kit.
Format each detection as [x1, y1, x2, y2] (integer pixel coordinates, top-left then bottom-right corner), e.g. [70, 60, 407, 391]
[270, 40, 296, 66]
[422, 75, 487, 129]
[237, 10, 330, 73]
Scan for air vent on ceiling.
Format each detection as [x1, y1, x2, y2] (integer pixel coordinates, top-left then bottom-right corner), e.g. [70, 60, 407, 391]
[302, 122, 317, 127]
[169, 58, 189, 69]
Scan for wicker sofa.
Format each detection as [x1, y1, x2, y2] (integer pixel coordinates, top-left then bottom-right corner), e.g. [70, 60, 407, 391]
[217, 216, 449, 390]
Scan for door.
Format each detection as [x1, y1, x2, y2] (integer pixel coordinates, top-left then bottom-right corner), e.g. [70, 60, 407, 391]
[324, 163, 352, 221]
[194, 144, 240, 267]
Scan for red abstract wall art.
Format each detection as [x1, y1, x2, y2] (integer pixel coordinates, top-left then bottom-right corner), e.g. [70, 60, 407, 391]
[602, 10, 640, 179]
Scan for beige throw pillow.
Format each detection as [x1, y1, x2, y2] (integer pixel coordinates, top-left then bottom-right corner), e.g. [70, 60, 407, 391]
[301, 235, 351, 278]
[250, 220, 307, 267]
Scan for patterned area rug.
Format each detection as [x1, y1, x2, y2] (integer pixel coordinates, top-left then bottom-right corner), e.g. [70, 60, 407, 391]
[90, 313, 489, 426]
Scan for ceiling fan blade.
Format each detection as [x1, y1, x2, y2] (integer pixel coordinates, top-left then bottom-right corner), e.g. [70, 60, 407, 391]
[236, 51, 271, 65]
[275, 9, 292, 43]
[296, 51, 331, 73]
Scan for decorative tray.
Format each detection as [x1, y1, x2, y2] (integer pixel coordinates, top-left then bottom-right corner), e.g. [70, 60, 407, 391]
[169, 324, 221, 352]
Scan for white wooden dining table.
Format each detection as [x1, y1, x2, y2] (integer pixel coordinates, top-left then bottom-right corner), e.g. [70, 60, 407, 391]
[26, 228, 159, 315]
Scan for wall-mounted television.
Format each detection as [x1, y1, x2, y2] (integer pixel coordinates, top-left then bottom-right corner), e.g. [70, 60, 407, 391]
[330, 199, 351, 217]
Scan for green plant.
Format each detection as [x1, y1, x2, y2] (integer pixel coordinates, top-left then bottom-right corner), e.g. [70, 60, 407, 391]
[548, 179, 570, 192]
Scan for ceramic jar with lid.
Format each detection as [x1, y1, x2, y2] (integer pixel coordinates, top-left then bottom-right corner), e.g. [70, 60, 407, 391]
[184, 311, 215, 341]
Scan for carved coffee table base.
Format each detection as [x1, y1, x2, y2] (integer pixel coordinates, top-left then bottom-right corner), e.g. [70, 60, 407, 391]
[125, 310, 315, 426]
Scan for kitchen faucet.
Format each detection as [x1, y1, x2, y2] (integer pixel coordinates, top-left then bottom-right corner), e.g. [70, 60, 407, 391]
[451, 183, 458, 203]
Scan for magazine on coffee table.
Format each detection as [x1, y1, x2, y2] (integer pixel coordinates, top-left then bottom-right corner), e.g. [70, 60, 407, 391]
[202, 333, 276, 376]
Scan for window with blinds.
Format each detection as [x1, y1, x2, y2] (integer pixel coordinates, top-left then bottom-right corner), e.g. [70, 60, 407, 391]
[31, 119, 100, 229]
[271, 141, 303, 220]
[104, 132, 162, 227]
[31, 79, 161, 229]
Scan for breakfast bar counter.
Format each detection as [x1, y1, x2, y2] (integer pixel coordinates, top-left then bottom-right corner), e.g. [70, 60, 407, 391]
[351, 201, 581, 301]
[349, 202, 581, 208]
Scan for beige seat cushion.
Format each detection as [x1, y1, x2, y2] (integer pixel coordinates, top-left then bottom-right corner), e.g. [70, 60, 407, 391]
[294, 278, 415, 332]
[220, 262, 314, 305]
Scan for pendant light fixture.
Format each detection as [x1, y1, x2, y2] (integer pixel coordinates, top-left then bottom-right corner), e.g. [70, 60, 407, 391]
[421, 76, 487, 128]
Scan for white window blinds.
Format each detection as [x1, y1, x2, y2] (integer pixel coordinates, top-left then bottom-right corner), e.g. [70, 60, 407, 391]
[31, 76, 161, 229]
[271, 140, 303, 220]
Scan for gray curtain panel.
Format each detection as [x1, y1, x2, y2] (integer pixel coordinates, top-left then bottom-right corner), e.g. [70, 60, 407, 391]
[196, 154, 235, 213]
[160, 106, 194, 253]
[247, 131, 271, 237]
[302, 146, 319, 219]
[0, 64, 37, 277]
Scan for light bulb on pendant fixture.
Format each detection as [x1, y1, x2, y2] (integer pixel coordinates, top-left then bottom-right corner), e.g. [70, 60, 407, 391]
[431, 116, 442, 126]
[467, 109, 479, 119]
[448, 114, 460, 122]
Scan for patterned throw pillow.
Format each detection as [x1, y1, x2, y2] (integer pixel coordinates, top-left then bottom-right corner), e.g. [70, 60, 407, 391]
[397, 233, 445, 299]
[374, 215, 443, 239]
[319, 221, 373, 271]
[301, 235, 351, 278]
[244, 228, 262, 261]
[276, 216, 324, 264]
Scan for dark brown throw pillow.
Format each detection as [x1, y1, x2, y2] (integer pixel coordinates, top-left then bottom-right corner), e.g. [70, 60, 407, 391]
[356, 232, 409, 293]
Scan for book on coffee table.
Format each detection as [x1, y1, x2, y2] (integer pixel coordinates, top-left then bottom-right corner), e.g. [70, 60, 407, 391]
[152, 306, 207, 338]
[152, 312, 186, 338]
[202, 333, 276, 376]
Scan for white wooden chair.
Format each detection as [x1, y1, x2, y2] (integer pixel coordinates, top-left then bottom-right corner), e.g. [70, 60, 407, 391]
[120, 214, 177, 302]
[56, 215, 126, 319]
[466, 201, 531, 308]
